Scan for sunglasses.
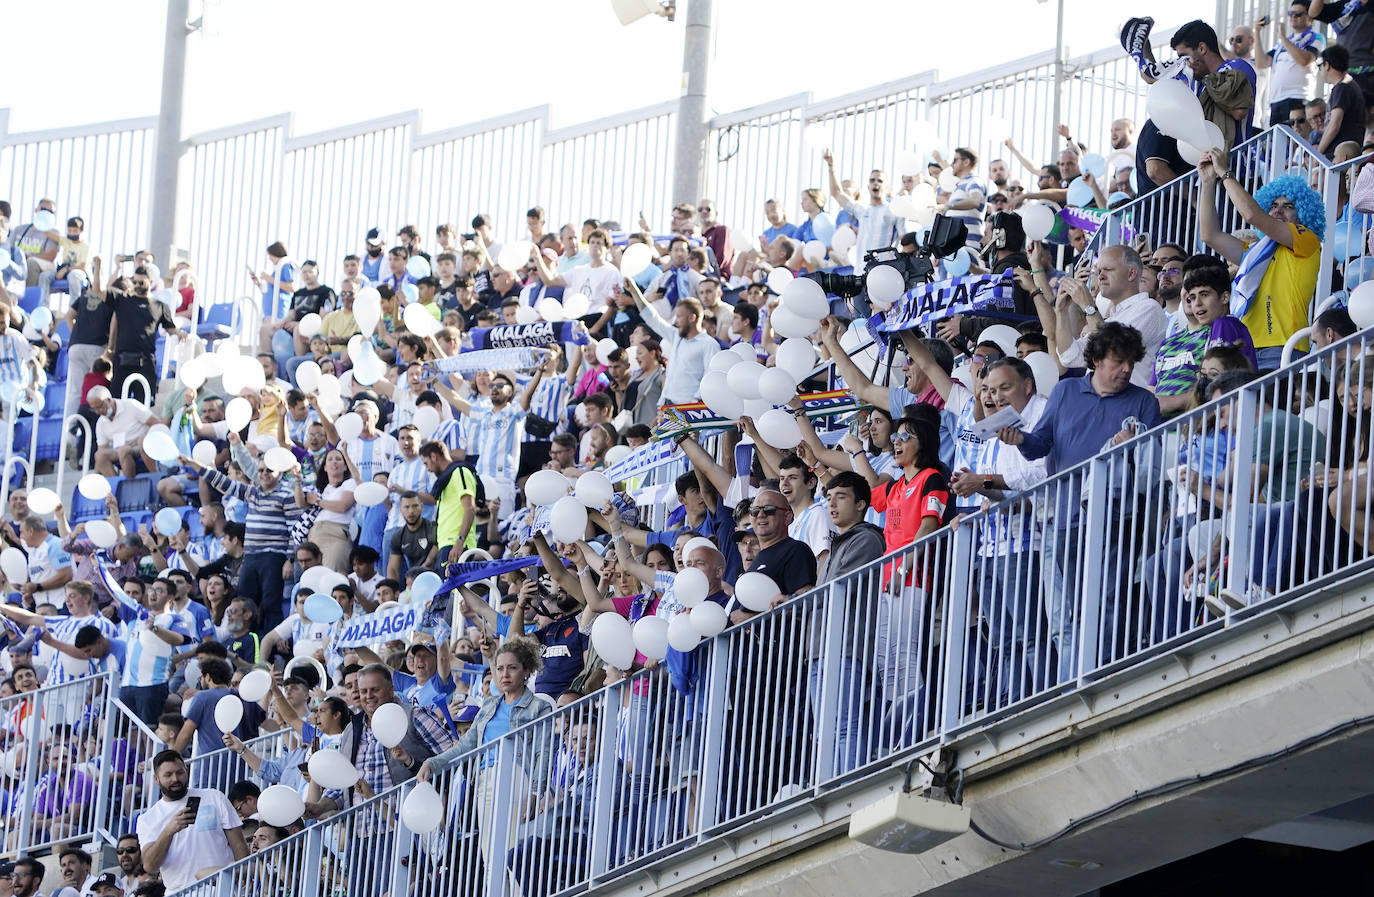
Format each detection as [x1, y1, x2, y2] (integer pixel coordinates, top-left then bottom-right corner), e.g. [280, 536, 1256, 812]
[1008, 186, 1025, 193]
[116, 847, 139, 855]
[749, 506, 782, 518]
[1157, 266, 1183, 278]
[1289, 117, 1307, 125]
[893, 432, 917, 444]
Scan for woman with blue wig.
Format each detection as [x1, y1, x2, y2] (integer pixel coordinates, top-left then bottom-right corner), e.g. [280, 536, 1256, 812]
[1197, 147, 1325, 371]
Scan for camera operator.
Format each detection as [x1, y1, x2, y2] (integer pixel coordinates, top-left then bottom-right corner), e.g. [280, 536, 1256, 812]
[934, 211, 1034, 351]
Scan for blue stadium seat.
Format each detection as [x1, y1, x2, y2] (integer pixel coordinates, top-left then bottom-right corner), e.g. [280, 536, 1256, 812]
[69, 480, 115, 523]
[41, 381, 65, 418]
[34, 419, 63, 463]
[198, 303, 235, 345]
[115, 476, 154, 515]
[11, 417, 32, 453]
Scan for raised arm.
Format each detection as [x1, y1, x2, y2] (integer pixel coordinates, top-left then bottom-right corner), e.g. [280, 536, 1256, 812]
[1196, 151, 1250, 264]
[674, 432, 733, 499]
[1003, 138, 1042, 176]
[600, 502, 658, 590]
[818, 318, 890, 409]
[530, 533, 581, 597]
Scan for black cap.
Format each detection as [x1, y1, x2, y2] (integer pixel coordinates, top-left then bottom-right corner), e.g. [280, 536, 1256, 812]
[366, 227, 386, 246]
[407, 641, 437, 655]
[732, 526, 757, 543]
[0, 862, 13, 876]
[92, 872, 121, 890]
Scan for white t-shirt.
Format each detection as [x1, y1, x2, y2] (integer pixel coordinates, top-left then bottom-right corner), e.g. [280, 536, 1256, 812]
[316, 478, 357, 525]
[272, 612, 333, 648]
[1270, 29, 1324, 103]
[136, 788, 242, 891]
[561, 264, 622, 314]
[95, 398, 154, 449]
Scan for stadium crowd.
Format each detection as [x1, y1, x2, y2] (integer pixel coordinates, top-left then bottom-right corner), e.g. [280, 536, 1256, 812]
[0, 13, 1371, 897]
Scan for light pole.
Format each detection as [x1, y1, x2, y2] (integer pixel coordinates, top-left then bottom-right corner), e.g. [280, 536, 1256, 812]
[150, 0, 192, 270]
[671, 0, 714, 206]
[1044, 0, 1066, 159]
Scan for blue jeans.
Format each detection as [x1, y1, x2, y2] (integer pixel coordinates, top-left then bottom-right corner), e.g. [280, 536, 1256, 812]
[1255, 345, 1302, 372]
[806, 656, 871, 777]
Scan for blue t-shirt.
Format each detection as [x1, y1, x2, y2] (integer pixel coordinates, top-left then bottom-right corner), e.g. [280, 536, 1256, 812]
[763, 222, 798, 243]
[393, 670, 456, 710]
[482, 699, 514, 766]
[532, 614, 587, 697]
[185, 686, 265, 755]
[262, 262, 296, 319]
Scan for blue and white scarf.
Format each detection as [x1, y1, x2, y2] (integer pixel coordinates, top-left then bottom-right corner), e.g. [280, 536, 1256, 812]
[878, 270, 1025, 332]
[605, 439, 679, 484]
[426, 347, 545, 377]
[466, 321, 591, 351]
[1229, 236, 1278, 319]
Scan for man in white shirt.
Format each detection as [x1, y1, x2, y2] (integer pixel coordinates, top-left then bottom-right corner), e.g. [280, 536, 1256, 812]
[824, 149, 898, 256]
[51, 847, 95, 897]
[532, 228, 622, 315]
[645, 237, 703, 320]
[628, 282, 720, 404]
[137, 750, 249, 891]
[1254, 3, 1323, 128]
[1054, 244, 1166, 388]
[87, 385, 160, 478]
[937, 147, 988, 248]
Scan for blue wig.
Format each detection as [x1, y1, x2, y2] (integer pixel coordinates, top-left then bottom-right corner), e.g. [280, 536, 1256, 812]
[1254, 174, 1326, 240]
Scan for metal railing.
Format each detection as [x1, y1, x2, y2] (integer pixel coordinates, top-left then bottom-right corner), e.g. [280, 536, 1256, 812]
[168, 324, 1374, 896]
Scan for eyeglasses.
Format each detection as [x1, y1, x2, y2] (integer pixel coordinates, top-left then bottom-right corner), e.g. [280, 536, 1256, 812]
[697, 207, 712, 213]
[971, 353, 999, 364]
[1229, 35, 1246, 43]
[1288, 9, 1305, 15]
[749, 506, 782, 518]
[340, 290, 355, 297]
[1157, 265, 1183, 278]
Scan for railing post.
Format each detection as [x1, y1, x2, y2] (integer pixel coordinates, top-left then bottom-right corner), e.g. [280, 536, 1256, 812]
[587, 680, 624, 880]
[297, 821, 326, 895]
[1225, 387, 1260, 601]
[14, 693, 43, 851]
[693, 633, 732, 835]
[939, 522, 977, 736]
[387, 786, 414, 897]
[1317, 157, 1342, 302]
[54, 413, 93, 505]
[90, 670, 119, 844]
[483, 739, 518, 897]
[812, 581, 846, 782]
[1076, 457, 1112, 682]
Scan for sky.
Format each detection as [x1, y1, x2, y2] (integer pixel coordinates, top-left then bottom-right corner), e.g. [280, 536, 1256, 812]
[3, 0, 1213, 139]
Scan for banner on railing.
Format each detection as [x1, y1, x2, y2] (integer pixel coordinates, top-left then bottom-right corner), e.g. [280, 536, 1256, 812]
[652, 389, 863, 440]
[334, 603, 424, 648]
[465, 321, 591, 351]
[606, 439, 679, 483]
[1060, 206, 1135, 241]
[877, 270, 1032, 332]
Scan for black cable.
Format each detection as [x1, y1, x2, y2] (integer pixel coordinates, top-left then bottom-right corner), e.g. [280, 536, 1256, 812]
[966, 712, 1374, 852]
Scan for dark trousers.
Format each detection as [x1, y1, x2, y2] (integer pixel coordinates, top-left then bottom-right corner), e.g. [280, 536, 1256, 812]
[119, 682, 169, 729]
[112, 355, 157, 403]
[240, 550, 287, 633]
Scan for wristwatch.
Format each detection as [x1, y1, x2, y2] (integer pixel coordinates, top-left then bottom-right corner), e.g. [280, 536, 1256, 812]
[1082, 304, 1099, 316]
[982, 477, 995, 490]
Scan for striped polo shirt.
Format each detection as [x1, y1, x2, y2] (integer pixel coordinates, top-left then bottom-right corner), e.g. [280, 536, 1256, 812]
[202, 469, 302, 554]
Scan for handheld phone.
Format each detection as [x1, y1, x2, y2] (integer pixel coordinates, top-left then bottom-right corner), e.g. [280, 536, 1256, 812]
[185, 795, 201, 817]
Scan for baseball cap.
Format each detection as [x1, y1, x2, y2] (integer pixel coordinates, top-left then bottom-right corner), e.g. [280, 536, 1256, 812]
[366, 227, 386, 246]
[0, 862, 13, 877]
[282, 674, 311, 689]
[407, 641, 436, 656]
[91, 872, 121, 893]
[731, 526, 757, 543]
[456, 704, 480, 723]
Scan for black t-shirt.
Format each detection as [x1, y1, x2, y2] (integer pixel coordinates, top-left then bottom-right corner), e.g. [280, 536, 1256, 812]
[748, 537, 818, 597]
[1329, 80, 1368, 151]
[436, 278, 462, 311]
[290, 285, 336, 319]
[110, 288, 175, 356]
[456, 300, 484, 332]
[198, 553, 244, 593]
[70, 290, 116, 348]
[390, 519, 439, 568]
[1317, 4, 1374, 70]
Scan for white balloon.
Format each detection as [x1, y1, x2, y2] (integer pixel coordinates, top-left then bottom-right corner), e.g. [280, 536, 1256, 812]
[192, 440, 218, 468]
[308, 749, 361, 790]
[1148, 77, 1209, 146]
[699, 370, 730, 410]
[831, 227, 857, 252]
[573, 471, 613, 509]
[770, 307, 819, 340]
[264, 446, 296, 473]
[866, 265, 906, 306]
[766, 267, 794, 294]
[178, 356, 206, 390]
[353, 481, 389, 507]
[225, 397, 252, 432]
[298, 313, 323, 338]
[85, 520, 117, 549]
[413, 405, 441, 439]
[239, 669, 272, 702]
[372, 703, 409, 748]
[0, 548, 27, 585]
[756, 366, 797, 405]
[214, 694, 243, 733]
[258, 784, 306, 827]
[755, 408, 803, 450]
[910, 182, 937, 210]
[775, 338, 817, 383]
[890, 194, 920, 219]
[549, 496, 588, 542]
[706, 389, 745, 421]
[690, 602, 729, 637]
[295, 360, 322, 393]
[802, 240, 828, 267]
[591, 612, 636, 670]
[1350, 280, 1374, 329]
[707, 351, 741, 374]
[673, 567, 708, 608]
[782, 277, 830, 319]
[347, 335, 367, 361]
[605, 444, 631, 466]
[354, 288, 382, 333]
[536, 296, 565, 322]
[402, 781, 446, 834]
[77, 474, 111, 501]
[725, 360, 765, 399]
[631, 616, 670, 662]
[403, 302, 441, 337]
[978, 324, 1021, 357]
[142, 432, 180, 464]
[26, 488, 58, 515]
[666, 613, 702, 652]
[595, 338, 619, 366]
[497, 241, 534, 272]
[334, 412, 364, 443]
[681, 536, 717, 566]
[562, 293, 590, 319]
[526, 469, 571, 506]
[1018, 202, 1056, 242]
[514, 304, 539, 324]
[619, 242, 653, 278]
[730, 341, 757, 362]
[735, 571, 781, 612]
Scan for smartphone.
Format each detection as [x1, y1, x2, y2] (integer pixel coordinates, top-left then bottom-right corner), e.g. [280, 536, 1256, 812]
[185, 795, 201, 817]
